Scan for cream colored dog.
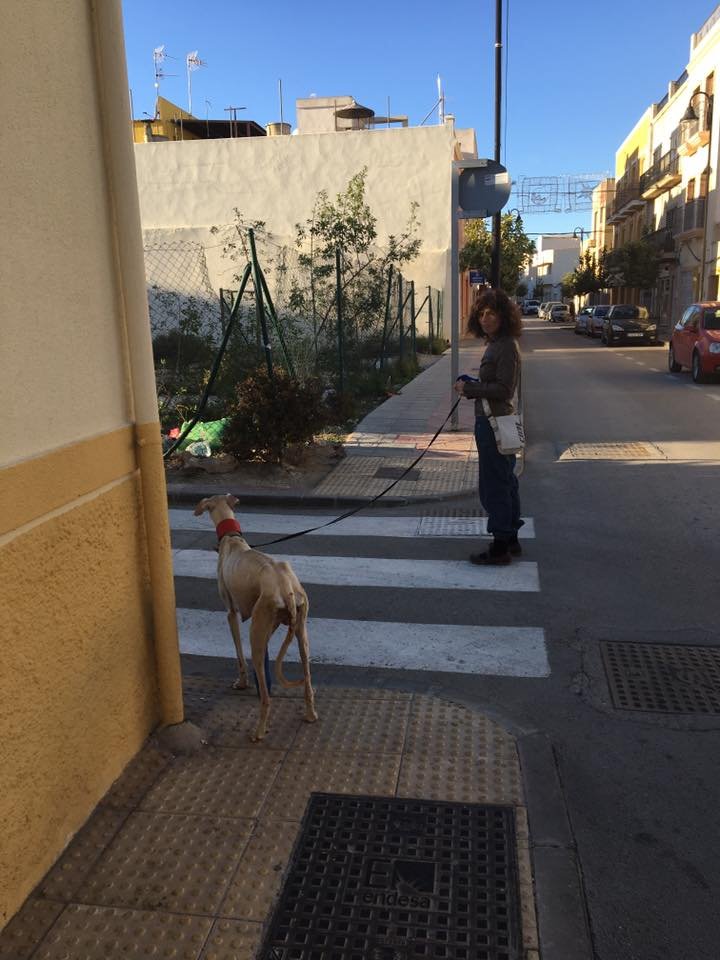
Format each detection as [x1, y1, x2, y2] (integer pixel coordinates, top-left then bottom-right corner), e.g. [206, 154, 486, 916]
[193, 494, 318, 741]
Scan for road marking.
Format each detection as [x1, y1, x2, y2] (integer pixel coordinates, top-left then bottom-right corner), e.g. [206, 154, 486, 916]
[173, 549, 541, 592]
[635, 361, 645, 366]
[169, 510, 535, 540]
[649, 367, 661, 372]
[176, 609, 550, 678]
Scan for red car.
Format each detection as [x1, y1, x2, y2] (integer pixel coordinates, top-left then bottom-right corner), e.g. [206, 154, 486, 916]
[669, 302, 720, 382]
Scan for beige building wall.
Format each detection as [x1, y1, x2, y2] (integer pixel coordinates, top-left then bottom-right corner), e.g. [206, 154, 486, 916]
[134, 123, 471, 303]
[0, 0, 182, 928]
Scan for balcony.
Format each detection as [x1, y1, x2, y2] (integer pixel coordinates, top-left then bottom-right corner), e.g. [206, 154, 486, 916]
[678, 197, 706, 238]
[606, 179, 645, 224]
[640, 150, 681, 199]
[643, 227, 677, 261]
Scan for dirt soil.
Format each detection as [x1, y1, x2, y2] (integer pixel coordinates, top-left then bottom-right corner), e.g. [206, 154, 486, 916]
[164, 442, 345, 493]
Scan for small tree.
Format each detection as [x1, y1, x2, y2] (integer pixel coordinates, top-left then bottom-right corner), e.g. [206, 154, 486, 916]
[460, 214, 536, 294]
[571, 249, 609, 297]
[561, 273, 576, 299]
[516, 280, 529, 299]
[606, 239, 660, 290]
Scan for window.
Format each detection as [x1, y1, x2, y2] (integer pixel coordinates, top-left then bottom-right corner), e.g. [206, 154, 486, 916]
[703, 306, 720, 328]
[687, 178, 696, 202]
[653, 145, 662, 166]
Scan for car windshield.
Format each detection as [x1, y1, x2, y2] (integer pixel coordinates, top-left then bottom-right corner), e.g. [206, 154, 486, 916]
[703, 308, 720, 329]
[593, 307, 610, 317]
[611, 307, 638, 320]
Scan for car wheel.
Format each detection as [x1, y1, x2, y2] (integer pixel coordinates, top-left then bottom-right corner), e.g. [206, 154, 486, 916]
[668, 346, 681, 373]
[691, 351, 707, 383]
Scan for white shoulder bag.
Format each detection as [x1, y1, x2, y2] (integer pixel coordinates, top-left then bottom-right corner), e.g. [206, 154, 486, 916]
[481, 390, 525, 456]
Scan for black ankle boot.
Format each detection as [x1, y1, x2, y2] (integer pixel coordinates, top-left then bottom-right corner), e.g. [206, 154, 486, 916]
[470, 538, 512, 565]
[508, 536, 522, 556]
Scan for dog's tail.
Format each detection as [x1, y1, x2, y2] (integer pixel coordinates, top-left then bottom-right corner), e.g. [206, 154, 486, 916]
[274, 592, 304, 688]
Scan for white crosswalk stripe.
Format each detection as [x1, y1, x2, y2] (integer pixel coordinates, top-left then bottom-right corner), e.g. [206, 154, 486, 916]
[173, 550, 540, 592]
[171, 510, 547, 678]
[169, 509, 536, 539]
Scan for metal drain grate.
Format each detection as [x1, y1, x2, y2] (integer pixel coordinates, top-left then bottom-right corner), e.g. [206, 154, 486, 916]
[560, 442, 656, 460]
[601, 641, 720, 713]
[374, 466, 421, 481]
[258, 793, 521, 960]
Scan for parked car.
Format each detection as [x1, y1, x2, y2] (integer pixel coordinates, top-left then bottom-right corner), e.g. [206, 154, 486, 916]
[543, 301, 565, 322]
[668, 302, 720, 382]
[523, 299, 540, 316]
[601, 304, 657, 346]
[548, 303, 571, 323]
[574, 306, 593, 334]
[587, 304, 611, 338]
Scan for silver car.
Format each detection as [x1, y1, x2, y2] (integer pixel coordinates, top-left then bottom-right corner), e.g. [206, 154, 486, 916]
[548, 303, 571, 323]
[587, 304, 611, 338]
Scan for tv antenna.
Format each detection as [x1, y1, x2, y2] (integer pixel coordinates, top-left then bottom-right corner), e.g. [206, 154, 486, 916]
[224, 105, 246, 138]
[186, 50, 207, 115]
[152, 45, 177, 112]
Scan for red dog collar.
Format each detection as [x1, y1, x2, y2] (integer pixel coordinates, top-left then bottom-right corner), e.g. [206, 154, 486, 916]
[216, 518, 242, 541]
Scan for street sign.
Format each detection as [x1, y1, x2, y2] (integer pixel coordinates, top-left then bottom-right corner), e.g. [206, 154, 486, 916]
[469, 270, 486, 285]
[456, 159, 512, 219]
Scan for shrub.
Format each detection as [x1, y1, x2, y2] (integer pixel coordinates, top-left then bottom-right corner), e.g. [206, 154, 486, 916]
[222, 367, 326, 464]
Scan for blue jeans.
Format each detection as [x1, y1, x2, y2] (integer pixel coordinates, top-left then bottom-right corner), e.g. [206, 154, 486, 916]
[474, 415, 523, 541]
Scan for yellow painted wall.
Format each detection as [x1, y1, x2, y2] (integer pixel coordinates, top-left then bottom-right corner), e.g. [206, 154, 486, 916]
[614, 108, 652, 179]
[1, 0, 182, 927]
[132, 96, 201, 143]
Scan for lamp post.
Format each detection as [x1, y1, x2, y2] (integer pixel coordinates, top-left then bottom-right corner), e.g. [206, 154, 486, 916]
[680, 90, 714, 300]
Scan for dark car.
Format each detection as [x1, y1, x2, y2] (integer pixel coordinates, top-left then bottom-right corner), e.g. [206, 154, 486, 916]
[601, 304, 658, 346]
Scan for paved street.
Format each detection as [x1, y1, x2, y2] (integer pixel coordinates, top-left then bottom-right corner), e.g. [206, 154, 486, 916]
[173, 317, 720, 960]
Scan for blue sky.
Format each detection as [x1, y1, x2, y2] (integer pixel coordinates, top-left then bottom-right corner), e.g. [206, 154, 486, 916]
[122, 0, 718, 238]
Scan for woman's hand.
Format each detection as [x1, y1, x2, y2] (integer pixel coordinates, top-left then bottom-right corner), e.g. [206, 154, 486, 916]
[454, 380, 466, 395]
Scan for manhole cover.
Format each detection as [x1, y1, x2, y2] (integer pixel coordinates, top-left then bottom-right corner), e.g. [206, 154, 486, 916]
[601, 641, 720, 713]
[258, 793, 521, 960]
[561, 442, 655, 460]
[375, 466, 421, 481]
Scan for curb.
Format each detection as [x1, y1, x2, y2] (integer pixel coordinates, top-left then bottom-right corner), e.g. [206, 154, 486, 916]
[517, 732, 594, 960]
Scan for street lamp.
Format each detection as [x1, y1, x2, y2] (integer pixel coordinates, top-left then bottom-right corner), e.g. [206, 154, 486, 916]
[680, 90, 713, 300]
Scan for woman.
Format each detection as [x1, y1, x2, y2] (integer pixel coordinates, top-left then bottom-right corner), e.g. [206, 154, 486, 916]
[454, 288, 523, 565]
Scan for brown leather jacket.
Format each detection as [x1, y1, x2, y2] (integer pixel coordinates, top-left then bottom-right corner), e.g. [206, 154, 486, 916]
[461, 336, 520, 417]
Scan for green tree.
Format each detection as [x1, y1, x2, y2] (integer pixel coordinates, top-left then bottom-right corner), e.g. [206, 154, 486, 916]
[516, 280, 529, 299]
[571, 249, 609, 296]
[605, 239, 660, 290]
[459, 214, 536, 294]
[561, 273, 576, 299]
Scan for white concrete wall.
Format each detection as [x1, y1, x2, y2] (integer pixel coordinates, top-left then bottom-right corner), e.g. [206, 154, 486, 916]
[134, 124, 461, 302]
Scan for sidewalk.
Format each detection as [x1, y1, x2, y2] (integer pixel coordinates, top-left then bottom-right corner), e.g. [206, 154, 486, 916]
[0, 670, 540, 960]
[167, 347, 486, 507]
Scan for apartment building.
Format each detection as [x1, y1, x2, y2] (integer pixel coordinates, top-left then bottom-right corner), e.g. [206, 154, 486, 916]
[524, 235, 582, 302]
[604, 5, 720, 332]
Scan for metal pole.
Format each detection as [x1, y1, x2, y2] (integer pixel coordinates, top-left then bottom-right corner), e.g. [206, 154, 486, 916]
[410, 281, 416, 357]
[700, 99, 713, 301]
[247, 228, 273, 379]
[380, 266, 394, 370]
[428, 285, 434, 347]
[335, 248, 344, 393]
[258, 265, 295, 377]
[398, 274, 405, 362]
[491, 0, 503, 289]
[450, 163, 460, 427]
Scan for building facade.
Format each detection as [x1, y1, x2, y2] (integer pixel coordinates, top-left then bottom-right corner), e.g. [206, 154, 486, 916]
[524, 235, 582, 302]
[1, 0, 182, 928]
[603, 5, 720, 333]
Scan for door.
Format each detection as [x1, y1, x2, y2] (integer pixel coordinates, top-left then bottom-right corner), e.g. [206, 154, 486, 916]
[676, 306, 699, 365]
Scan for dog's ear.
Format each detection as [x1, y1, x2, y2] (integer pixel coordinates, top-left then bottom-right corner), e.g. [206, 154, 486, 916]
[193, 498, 210, 517]
[225, 494, 239, 508]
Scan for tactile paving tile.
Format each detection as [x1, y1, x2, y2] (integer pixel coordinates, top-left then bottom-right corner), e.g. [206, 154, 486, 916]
[191, 691, 319, 748]
[397, 755, 522, 805]
[259, 751, 402, 821]
[78, 811, 254, 915]
[220, 819, 299, 921]
[292, 698, 411, 754]
[404, 697, 520, 763]
[101, 743, 173, 809]
[199, 919, 263, 960]
[140, 747, 281, 818]
[0, 898, 64, 960]
[39, 806, 130, 901]
[32, 903, 211, 960]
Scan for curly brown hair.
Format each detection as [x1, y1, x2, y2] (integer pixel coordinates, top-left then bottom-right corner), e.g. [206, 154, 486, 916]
[466, 288, 522, 339]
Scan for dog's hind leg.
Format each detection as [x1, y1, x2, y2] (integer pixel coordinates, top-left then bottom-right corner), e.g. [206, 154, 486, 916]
[295, 600, 318, 724]
[227, 610, 249, 690]
[249, 607, 273, 741]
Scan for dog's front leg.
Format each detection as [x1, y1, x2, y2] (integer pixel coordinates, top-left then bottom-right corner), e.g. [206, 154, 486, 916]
[227, 610, 249, 689]
[249, 612, 272, 741]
